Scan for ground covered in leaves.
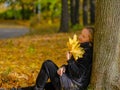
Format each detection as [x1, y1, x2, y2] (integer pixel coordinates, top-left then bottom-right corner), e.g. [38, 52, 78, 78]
[0, 33, 76, 88]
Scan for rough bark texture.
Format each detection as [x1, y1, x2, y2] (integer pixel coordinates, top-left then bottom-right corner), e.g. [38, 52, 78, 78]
[91, 0, 120, 90]
[59, 0, 69, 32]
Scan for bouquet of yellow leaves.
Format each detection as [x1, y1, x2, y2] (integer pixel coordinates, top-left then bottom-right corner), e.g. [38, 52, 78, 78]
[67, 34, 85, 60]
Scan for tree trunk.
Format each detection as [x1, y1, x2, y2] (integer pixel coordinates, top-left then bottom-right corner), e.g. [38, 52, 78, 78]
[21, 3, 25, 20]
[59, 0, 69, 32]
[74, 0, 79, 24]
[91, 0, 120, 90]
[70, 0, 79, 26]
[70, 0, 76, 26]
[90, 0, 95, 24]
[83, 0, 88, 25]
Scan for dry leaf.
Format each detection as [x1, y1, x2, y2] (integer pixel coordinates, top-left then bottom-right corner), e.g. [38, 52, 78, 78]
[67, 34, 85, 60]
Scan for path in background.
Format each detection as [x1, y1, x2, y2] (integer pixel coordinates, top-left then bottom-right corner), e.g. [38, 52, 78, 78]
[0, 25, 29, 39]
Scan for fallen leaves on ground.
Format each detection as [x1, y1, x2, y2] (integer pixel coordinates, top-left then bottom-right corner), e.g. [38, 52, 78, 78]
[0, 33, 75, 88]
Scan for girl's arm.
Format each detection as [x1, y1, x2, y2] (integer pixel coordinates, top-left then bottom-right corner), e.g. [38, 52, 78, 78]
[67, 47, 92, 78]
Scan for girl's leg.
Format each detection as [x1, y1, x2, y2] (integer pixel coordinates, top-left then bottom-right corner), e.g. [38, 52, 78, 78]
[15, 60, 61, 90]
[34, 60, 61, 90]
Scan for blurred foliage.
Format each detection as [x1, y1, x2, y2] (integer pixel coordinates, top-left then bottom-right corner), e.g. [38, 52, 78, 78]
[69, 24, 84, 32]
[39, 0, 61, 19]
[29, 14, 83, 35]
[0, 9, 21, 19]
[29, 15, 60, 35]
[0, 32, 79, 88]
[0, 0, 61, 20]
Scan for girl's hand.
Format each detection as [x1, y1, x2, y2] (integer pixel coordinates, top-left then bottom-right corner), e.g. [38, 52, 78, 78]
[57, 67, 65, 76]
[66, 52, 72, 60]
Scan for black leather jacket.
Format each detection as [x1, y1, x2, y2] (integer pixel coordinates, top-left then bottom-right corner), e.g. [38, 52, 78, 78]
[65, 42, 93, 88]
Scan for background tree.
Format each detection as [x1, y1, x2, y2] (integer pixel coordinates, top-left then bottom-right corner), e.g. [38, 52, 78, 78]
[90, 0, 95, 24]
[18, 0, 35, 20]
[82, 0, 88, 25]
[0, 0, 35, 20]
[40, 0, 61, 23]
[59, 0, 69, 32]
[91, 0, 120, 90]
[70, 0, 80, 26]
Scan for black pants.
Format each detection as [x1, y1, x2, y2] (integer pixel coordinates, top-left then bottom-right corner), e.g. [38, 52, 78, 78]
[35, 60, 61, 90]
[19, 60, 61, 90]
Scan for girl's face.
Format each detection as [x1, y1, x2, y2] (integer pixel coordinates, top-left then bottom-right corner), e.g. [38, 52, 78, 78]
[78, 28, 90, 43]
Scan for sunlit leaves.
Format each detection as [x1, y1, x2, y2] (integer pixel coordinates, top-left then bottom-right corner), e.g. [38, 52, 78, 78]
[67, 34, 85, 60]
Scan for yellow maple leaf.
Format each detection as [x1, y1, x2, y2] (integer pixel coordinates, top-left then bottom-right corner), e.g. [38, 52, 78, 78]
[67, 34, 85, 60]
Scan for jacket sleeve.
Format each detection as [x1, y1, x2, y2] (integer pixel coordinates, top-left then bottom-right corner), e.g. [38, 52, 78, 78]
[67, 47, 91, 78]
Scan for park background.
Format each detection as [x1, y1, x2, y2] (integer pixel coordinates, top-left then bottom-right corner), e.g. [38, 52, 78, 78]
[0, 0, 120, 90]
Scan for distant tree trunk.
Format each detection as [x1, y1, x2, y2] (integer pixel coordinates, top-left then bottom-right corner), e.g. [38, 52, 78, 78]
[90, 0, 95, 24]
[82, 0, 88, 25]
[70, 0, 79, 26]
[91, 0, 120, 90]
[59, 0, 69, 32]
[70, 0, 76, 26]
[75, 0, 79, 24]
[21, 3, 25, 20]
[11, 4, 16, 19]
[37, 3, 41, 14]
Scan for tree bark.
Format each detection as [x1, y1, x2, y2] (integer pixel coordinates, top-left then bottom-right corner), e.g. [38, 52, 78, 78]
[83, 0, 88, 25]
[70, 0, 79, 26]
[90, 0, 95, 24]
[59, 0, 69, 32]
[91, 0, 120, 90]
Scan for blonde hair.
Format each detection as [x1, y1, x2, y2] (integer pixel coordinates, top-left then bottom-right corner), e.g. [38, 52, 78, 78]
[84, 26, 94, 42]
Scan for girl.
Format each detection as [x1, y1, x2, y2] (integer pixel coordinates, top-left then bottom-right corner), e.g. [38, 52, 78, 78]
[12, 27, 94, 90]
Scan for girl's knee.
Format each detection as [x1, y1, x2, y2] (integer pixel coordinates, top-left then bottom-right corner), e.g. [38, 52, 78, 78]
[43, 59, 53, 66]
[44, 59, 53, 63]
[42, 60, 58, 69]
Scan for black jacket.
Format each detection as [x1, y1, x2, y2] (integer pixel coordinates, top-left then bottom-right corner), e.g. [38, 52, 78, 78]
[65, 42, 93, 88]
